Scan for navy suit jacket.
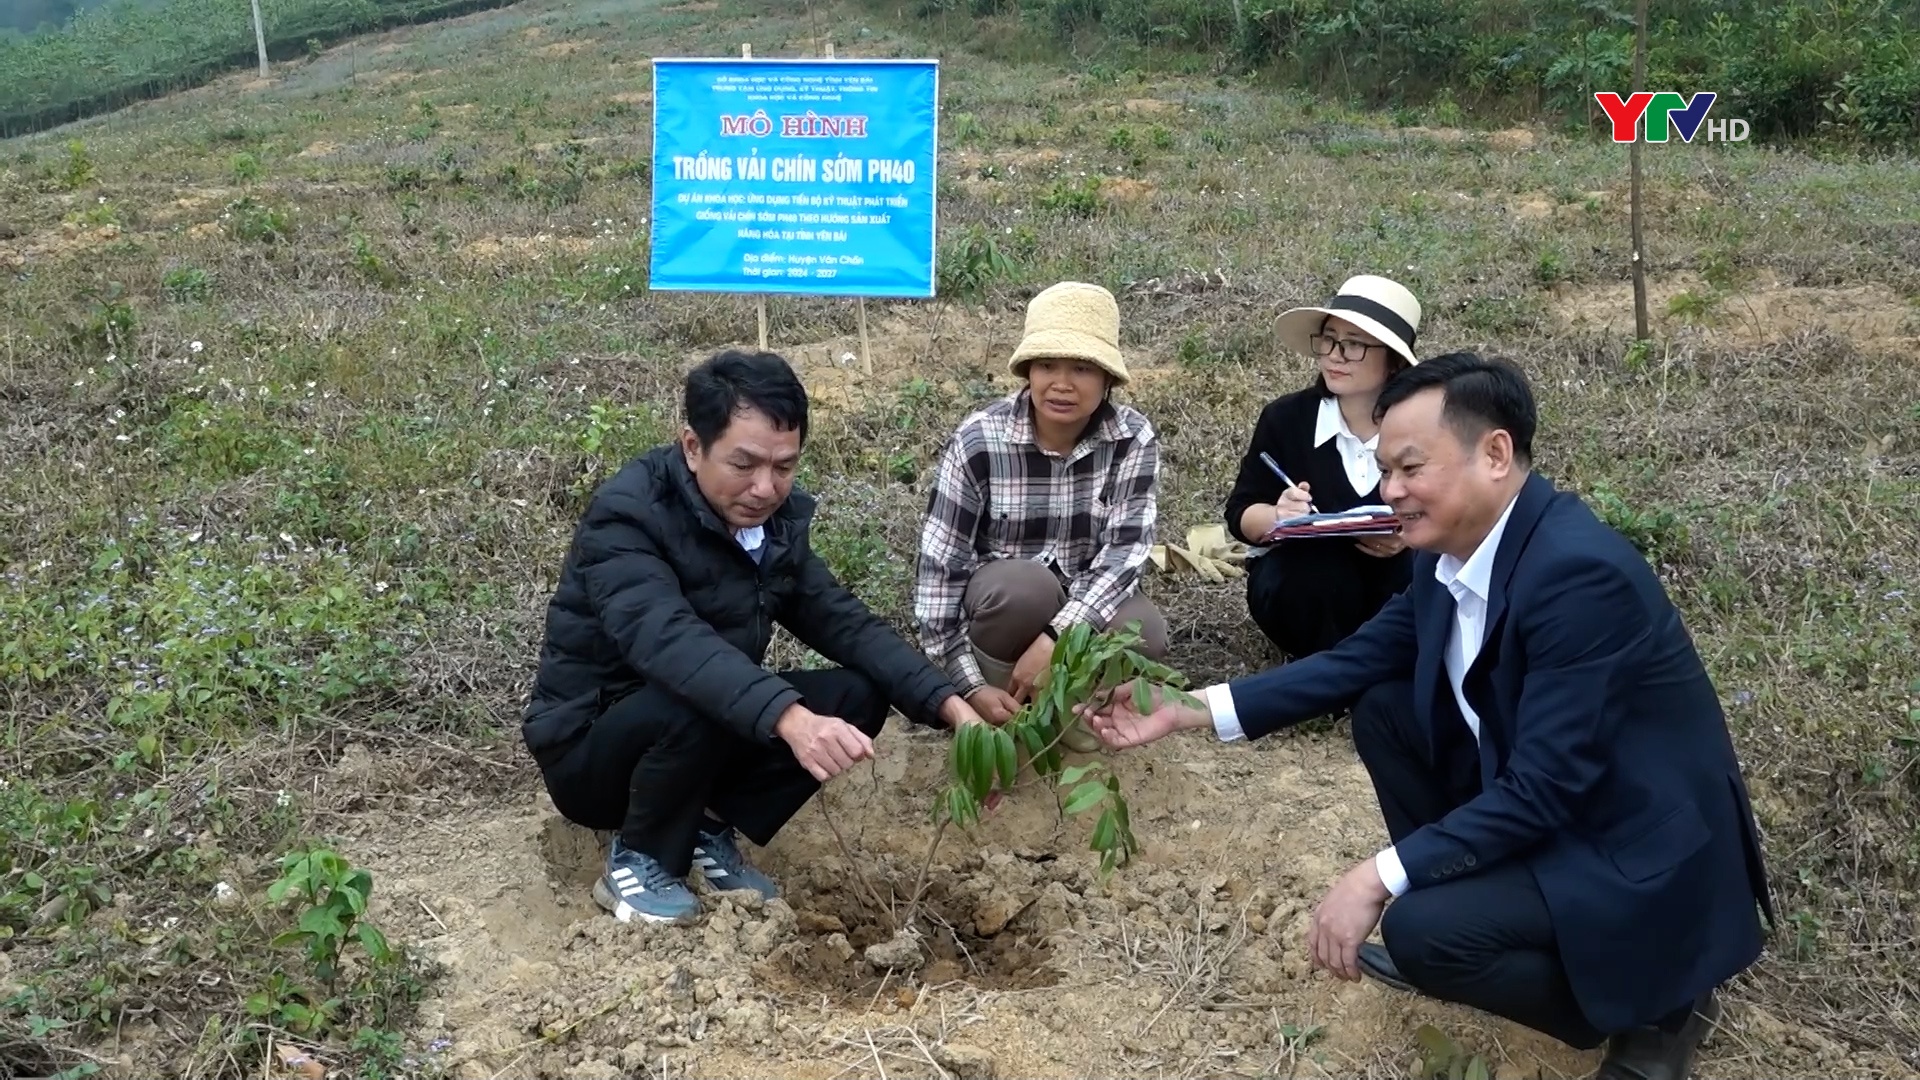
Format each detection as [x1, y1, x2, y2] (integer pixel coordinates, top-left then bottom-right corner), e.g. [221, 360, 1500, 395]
[1225, 471, 1774, 1033]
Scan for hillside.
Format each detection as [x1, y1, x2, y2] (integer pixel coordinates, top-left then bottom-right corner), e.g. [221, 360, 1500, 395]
[2, 0, 1918, 1077]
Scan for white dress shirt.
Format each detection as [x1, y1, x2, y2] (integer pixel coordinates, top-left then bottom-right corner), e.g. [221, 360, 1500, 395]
[1315, 395, 1382, 498]
[1203, 492, 1522, 898]
[736, 524, 766, 562]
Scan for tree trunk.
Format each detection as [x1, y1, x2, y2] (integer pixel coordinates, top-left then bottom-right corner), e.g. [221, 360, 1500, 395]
[251, 0, 270, 80]
[1629, 0, 1650, 341]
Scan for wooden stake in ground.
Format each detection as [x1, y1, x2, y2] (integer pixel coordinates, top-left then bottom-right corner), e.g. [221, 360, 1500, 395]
[822, 40, 868, 375]
[1628, 0, 1650, 342]
[857, 298, 872, 376]
[743, 42, 769, 350]
[251, 0, 270, 79]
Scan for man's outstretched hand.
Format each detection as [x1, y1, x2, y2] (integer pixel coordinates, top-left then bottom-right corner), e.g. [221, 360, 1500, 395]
[775, 703, 873, 782]
[1308, 858, 1391, 981]
[938, 693, 998, 729]
[1080, 680, 1211, 748]
[962, 686, 1020, 726]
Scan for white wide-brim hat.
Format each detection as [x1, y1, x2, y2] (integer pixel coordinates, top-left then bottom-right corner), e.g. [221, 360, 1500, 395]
[1275, 274, 1423, 368]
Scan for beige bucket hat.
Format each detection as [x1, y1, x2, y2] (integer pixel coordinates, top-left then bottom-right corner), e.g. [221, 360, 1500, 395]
[1007, 281, 1129, 384]
[1274, 274, 1423, 368]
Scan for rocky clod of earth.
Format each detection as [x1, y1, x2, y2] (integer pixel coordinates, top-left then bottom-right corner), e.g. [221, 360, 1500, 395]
[443, 896, 793, 1077]
[863, 927, 927, 971]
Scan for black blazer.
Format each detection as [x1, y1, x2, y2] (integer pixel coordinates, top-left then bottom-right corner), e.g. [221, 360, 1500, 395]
[1224, 384, 1388, 544]
[1221, 472, 1774, 1033]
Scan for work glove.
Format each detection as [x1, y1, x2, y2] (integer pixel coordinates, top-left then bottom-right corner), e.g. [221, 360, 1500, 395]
[1150, 524, 1248, 584]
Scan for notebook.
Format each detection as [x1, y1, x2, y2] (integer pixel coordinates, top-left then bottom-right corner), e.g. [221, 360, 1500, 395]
[1260, 505, 1402, 542]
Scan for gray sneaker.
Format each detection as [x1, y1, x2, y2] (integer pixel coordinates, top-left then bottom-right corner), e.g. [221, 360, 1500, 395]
[691, 824, 779, 900]
[593, 838, 701, 924]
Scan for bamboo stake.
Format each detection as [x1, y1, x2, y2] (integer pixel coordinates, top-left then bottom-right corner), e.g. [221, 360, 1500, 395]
[744, 42, 769, 350]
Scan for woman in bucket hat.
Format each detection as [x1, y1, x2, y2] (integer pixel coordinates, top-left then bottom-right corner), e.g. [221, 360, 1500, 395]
[913, 281, 1167, 752]
[1223, 274, 1422, 659]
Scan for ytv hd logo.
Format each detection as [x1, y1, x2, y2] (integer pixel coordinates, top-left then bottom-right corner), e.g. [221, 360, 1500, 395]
[1594, 92, 1750, 144]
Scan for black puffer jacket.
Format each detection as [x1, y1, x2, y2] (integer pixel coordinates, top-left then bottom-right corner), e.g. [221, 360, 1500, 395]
[521, 442, 957, 767]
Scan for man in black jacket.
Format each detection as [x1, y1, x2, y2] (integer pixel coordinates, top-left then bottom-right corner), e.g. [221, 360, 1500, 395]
[523, 349, 987, 924]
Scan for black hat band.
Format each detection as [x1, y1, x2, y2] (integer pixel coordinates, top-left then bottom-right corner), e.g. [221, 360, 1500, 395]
[1326, 294, 1416, 349]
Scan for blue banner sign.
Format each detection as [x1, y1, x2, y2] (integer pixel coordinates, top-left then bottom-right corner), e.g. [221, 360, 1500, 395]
[649, 58, 939, 298]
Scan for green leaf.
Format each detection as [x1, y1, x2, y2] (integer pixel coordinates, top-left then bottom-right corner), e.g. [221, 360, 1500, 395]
[1114, 793, 1138, 854]
[1062, 780, 1108, 815]
[1415, 1023, 1460, 1064]
[1016, 722, 1046, 762]
[1058, 763, 1098, 786]
[357, 921, 392, 962]
[947, 786, 978, 827]
[1074, 622, 1096, 652]
[994, 728, 1018, 790]
[1067, 674, 1093, 708]
[1090, 809, 1116, 852]
[297, 905, 346, 941]
[968, 725, 994, 800]
[1465, 1056, 1490, 1080]
[282, 1002, 316, 1032]
[136, 733, 158, 761]
[1132, 679, 1152, 715]
[1028, 688, 1054, 732]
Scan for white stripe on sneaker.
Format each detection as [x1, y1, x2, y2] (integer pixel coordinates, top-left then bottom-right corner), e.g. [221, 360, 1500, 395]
[612, 899, 675, 924]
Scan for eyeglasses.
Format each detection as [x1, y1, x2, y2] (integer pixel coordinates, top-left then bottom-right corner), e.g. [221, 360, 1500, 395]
[1310, 334, 1386, 362]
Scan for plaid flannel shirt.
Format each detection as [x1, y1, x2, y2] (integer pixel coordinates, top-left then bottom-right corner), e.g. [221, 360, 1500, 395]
[913, 389, 1160, 694]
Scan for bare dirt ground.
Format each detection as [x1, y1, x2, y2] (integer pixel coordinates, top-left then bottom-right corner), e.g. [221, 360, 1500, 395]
[337, 705, 1904, 1080]
[342, 726, 1601, 1080]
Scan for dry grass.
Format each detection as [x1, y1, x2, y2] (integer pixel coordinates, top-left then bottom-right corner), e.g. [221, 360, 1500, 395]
[1, 0, 1917, 1075]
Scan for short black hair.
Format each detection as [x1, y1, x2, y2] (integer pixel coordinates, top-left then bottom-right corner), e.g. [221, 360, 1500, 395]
[684, 349, 809, 450]
[1373, 351, 1535, 464]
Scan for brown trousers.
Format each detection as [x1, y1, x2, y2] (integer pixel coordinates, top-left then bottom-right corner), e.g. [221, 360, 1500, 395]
[963, 559, 1169, 688]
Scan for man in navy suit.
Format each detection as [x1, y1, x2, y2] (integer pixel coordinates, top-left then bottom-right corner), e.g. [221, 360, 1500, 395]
[1086, 353, 1773, 1079]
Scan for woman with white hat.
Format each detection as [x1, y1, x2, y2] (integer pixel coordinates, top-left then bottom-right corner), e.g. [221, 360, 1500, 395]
[1223, 274, 1422, 659]
[914, 281, 1166, 751]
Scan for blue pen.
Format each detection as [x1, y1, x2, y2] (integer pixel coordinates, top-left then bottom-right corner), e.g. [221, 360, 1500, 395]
[1259, 452, 1317, 513]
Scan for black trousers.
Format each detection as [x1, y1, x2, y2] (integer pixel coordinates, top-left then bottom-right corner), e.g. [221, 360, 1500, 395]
[1353, 680, 1613, 1050]
[538, 668, 888, 878]
[1247, 539, 1411, 659]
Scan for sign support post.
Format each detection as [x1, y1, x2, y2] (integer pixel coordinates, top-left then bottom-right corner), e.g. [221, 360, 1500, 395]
[741, 43, 770, 351]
